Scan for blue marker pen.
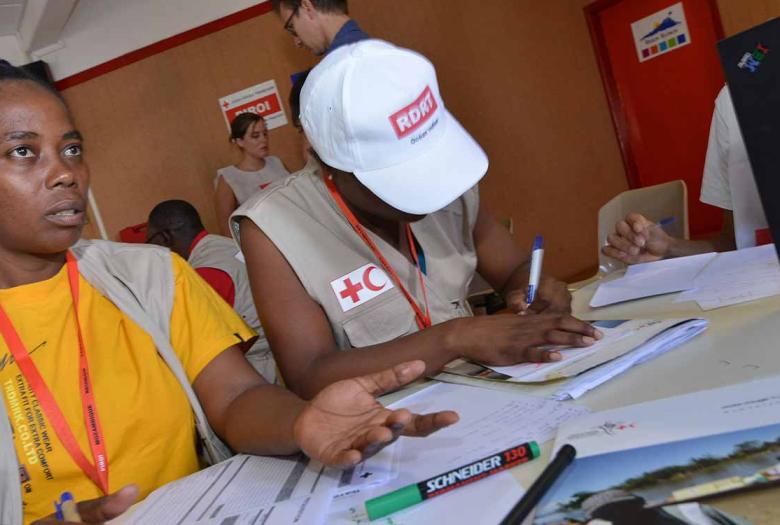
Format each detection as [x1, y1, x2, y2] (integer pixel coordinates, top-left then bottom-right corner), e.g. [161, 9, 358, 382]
[55, 492, 81, 522]
[526, 235, 544, 307]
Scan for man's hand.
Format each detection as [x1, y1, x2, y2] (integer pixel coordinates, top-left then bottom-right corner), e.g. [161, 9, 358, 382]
[451, 313, 603, 365]
[506, 276, 572, 314]
[293, 361, 459, 468]
[603, 213, 671, 264]
[32, 485, 139, 524]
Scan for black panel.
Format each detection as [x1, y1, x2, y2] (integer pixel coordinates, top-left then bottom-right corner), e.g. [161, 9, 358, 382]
[717, 17, 780, 259]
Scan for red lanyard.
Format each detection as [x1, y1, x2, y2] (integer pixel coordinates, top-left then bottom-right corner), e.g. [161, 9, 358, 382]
[0, 252, 109, 495]
[325, 176, 432, 329]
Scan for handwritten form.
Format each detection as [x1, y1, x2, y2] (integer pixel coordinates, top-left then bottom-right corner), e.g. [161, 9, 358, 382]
[675, 244, 780, 310]
[328, 383, 590, 525]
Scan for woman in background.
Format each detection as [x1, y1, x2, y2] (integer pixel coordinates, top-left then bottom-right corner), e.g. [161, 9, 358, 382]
[214, 113, 289, 235]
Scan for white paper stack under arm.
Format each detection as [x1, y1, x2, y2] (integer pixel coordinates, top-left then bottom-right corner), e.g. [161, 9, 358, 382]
[552, 318, 708, 400]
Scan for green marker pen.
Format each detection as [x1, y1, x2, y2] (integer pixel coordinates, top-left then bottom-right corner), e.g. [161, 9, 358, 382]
[365, 440, 540, 521]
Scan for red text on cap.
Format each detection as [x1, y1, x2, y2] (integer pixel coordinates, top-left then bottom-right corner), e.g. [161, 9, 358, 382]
[389, 86, 439, 139]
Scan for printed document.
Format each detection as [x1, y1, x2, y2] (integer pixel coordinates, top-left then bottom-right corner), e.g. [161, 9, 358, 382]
[676, 244, 780, 310]
[111, 454, 339, 525]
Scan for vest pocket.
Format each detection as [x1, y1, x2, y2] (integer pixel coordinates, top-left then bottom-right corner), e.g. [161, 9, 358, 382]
[342, 294, 417, 348]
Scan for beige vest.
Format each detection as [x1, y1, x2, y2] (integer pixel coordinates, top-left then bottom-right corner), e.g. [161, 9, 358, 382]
[188, 234, 276, 383]
[231, 166, 478, 350]
[0, 241, 233, 525]
[216, 156, 289, 205]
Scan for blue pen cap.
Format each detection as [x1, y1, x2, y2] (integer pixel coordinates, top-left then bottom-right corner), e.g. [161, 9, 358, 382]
[54, 492, 74, 520]
[532, 235, 543, 250]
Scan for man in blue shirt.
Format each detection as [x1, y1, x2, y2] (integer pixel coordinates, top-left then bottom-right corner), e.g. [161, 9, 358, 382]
[272, 0, 369, 55]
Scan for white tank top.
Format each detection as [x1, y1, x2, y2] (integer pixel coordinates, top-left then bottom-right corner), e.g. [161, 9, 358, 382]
[216, 156, 289, 205]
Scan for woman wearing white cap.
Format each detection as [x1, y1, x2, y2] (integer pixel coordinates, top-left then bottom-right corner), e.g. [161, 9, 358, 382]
[232, 40, 602, 399]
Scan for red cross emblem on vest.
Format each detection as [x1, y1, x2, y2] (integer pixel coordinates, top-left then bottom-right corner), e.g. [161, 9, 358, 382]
[330, 264, 395, 312]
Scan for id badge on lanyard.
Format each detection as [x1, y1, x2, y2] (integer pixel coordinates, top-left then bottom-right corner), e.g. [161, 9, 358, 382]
[0, 251, 109, 494]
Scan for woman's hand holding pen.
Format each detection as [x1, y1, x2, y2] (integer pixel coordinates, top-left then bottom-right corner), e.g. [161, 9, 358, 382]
[506, 276, 572, 314]
[32, 485, 139, 524]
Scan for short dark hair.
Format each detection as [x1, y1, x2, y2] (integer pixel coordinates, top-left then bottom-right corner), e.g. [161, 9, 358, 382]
[148, 200, 204, 238]
[289, 69, 311, 129]
[272, 0, 348, 15]
[0, 59, 64, 102]
[229, 112, 264, 142]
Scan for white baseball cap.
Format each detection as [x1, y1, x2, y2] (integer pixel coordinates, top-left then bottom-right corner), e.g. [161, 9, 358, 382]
[300, 40, 489, 215]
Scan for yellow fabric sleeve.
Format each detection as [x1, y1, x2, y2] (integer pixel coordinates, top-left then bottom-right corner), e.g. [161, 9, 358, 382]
[168, 254, 256, 383]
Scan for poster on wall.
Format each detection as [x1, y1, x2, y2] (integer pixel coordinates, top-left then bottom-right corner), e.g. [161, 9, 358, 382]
[219, 79, 288, 130]
[631, 2, 691, 63]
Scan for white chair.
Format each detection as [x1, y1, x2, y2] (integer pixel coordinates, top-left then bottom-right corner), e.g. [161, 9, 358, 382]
[570, 180, 689, 290]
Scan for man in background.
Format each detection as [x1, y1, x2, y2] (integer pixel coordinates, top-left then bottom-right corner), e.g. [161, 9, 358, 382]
[146, 200, 277, 383]
[273, 0, 368, 55]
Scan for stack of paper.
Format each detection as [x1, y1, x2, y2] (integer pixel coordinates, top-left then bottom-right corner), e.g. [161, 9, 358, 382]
[675, 244, 780, 310]
[590, 253, 717, 307]
[550, 318, 707, 400]
[444, 319, 707, 400]
[487, 319, 702, 384]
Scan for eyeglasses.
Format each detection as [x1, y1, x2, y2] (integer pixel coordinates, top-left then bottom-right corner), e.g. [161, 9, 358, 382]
[283, 5, 299, 36]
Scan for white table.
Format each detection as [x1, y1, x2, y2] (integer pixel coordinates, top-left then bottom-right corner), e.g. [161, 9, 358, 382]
[508, 279, 780, 523]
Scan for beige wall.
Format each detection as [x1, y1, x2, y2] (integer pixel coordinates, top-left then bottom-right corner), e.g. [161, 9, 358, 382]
[349, 0, 628, 280]
[68, 1, 780, 280]
[66, 13, 318, 243]
[717, 0, 780, 35]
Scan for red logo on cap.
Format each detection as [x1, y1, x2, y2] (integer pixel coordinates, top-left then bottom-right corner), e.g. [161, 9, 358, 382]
[389, 86, 439, 139]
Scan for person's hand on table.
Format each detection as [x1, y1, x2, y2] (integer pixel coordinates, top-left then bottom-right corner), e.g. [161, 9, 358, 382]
[506, 276, 572, 314]
[293, 360, 459, 468]
[32, 485, 139, 524]
[450, 313, 603, 365]
[603, 212, 671, 264]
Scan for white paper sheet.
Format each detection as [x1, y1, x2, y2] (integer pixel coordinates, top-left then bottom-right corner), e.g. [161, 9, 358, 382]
[675, 244, 780, 310]
[111, 454, 339, 525]
[327, 383, 590, 524]
[590, 252, 717, 307]
[553, 375, 780, 458]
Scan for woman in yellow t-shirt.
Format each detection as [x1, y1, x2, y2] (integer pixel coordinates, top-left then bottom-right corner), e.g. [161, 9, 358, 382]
[0, 61, 458, 525]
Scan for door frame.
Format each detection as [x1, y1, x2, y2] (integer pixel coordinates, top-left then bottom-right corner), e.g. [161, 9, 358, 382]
[584, 0, 725, 188]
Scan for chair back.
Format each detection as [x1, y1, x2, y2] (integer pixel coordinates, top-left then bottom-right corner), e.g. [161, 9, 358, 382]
[598, 180, 689, 275]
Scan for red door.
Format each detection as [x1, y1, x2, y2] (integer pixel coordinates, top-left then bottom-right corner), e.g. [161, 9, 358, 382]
[586, 0, 725, 237]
